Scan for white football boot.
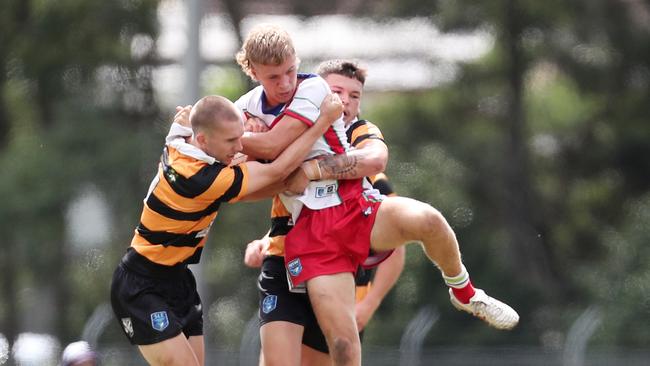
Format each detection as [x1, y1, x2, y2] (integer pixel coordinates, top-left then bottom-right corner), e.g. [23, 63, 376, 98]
[449, 288, 519, 330]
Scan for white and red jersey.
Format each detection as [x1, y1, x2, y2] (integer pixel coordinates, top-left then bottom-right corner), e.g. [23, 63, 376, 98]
[235, 74, 372, 220]
[235, 73, 349, 159]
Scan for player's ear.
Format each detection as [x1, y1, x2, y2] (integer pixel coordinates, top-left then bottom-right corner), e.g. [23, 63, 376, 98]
[195, 131, 207, 148]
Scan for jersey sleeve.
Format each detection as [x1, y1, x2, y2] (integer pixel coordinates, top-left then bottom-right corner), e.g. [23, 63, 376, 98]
[347, 120, 386, 148]
[234, 92, 251, 120]
[224, 163, 249, 202]
[284, 77, 331, 126]
[369, 172, 395, 196]
[201, 163, 249, 203]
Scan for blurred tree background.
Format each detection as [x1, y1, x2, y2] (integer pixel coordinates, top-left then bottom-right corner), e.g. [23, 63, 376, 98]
[1, 0, 649, 364]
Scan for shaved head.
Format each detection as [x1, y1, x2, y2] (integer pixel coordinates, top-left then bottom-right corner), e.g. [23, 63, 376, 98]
[190, 95, 242, 135]
[189, 95, 244, 164]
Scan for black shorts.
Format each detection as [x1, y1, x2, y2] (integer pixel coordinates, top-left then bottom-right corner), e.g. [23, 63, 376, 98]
[258, 255, 329, 353]
[110, 249, 203, 345]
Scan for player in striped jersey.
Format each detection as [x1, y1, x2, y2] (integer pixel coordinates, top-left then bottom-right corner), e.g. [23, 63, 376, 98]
[236, 25, 519, 366]
[109, 93, 343, 366]
[243, 60, 404, 366]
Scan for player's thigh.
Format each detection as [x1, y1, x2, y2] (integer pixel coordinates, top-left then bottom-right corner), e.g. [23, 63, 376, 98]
[370, 196, 441, 252]
[260, 321, 304, 366]
[301, 344, 332, 366]
[187, 335, 205, 366]
[138, 333, 200, 366]
[306, 273, 357, 338]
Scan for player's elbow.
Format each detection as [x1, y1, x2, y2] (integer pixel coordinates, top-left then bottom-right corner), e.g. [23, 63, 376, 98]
[367, 141, 388, 172]
[366, 149, 388, 175]
[369, 155, 387, 174]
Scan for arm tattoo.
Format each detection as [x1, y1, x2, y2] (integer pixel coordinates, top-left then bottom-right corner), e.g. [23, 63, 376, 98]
[318, 154, 359, 180]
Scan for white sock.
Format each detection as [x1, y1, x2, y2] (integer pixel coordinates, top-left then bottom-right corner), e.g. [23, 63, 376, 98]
[443, 265, 470, 289]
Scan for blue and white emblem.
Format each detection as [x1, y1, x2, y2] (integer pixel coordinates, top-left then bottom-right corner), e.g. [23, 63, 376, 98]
[150, 311, 169, 332]
[287, 258, 302, 277]
[262, 295, 278, 314]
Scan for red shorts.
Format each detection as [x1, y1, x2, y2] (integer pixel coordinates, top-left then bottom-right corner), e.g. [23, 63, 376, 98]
[284, 184, 387, 287]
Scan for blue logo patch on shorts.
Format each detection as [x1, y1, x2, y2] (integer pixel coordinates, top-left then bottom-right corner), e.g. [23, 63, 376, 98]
[150, 311, 169, 332]
[287, 258, 302, 277]
[262, 295, 278, 314]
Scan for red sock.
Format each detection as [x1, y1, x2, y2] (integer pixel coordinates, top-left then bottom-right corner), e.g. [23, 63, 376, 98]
[451, 280, 476, 304]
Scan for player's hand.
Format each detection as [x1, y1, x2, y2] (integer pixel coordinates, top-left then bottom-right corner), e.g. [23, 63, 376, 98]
[284, 166, 310, 194]
[319, 93, 344, 122]
[244, 116, 269, 133]
[244, 238, 267, 268]
[229, 153, 248, 166]
[174, 105, 192, 127]
[355, 297, 380, 331]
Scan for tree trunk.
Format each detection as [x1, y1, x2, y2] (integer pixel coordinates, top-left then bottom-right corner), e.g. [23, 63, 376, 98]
[0, 67, 9, 148]
[502, 0, 561, 297]
[0, 239, 18, 355]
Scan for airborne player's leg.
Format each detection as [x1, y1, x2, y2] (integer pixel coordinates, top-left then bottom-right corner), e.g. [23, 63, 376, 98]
[369, 196, 519, 330]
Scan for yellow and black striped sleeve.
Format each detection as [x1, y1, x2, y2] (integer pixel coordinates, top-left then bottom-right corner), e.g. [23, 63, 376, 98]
[369, 172, 395, 197]
[346, 119, 386, 148]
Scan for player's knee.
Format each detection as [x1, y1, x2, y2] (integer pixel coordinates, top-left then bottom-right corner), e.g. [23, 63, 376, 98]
[330, 336, 355, 364]
[420, 206, 448, 235]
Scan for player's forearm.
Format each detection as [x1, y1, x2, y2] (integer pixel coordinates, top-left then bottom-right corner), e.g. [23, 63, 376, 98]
[318, 143, 387, 180]
[271, 113, 337, 181]
[238, 180, 285, 201]
[241, 132, 284, 160]
[241, 117, 309, 160]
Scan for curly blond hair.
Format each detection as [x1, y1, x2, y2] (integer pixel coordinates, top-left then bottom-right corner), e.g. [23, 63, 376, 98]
[236, 24, 296, 81]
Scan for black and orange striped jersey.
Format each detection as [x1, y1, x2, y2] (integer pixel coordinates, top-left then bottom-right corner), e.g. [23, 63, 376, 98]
[266, 195, 292, 256]
[264, 119, 389, 257]
[345, 119, 385, 152]
[131, 133, 249, 267]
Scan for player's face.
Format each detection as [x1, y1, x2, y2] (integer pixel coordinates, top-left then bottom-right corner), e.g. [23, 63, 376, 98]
[201, 118, 244, 165]
[251, 56, 299, 107]
[324, 73, 363, 125]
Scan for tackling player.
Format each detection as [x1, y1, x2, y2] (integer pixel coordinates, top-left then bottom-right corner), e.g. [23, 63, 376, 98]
[109, 93, 342, 366]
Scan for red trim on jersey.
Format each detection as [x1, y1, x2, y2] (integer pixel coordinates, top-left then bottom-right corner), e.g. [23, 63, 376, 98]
[323, 126, 346, 154]
[269, 113, 285, 129]
[274, 110, 346, 155]
[281, 110, 314, 127]
[275, 110, 346, 154]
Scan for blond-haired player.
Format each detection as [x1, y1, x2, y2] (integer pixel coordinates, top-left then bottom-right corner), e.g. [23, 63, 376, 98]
[235, 25, 519, 366]
[243, 60, 405, 365]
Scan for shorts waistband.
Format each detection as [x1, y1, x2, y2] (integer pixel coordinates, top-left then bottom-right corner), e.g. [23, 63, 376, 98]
[263, 255, 284, 263]
[120, 248, 188, 279]
[261, 255, 286, 273]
